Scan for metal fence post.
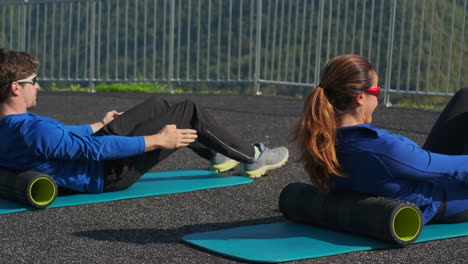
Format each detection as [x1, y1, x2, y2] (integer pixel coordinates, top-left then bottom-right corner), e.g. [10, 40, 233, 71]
[254, 0, 262, 95]
[21, 0, 27, 51]
[314, 0, 325, 85]
[168, 0, 175, 94]
[457, 0, 467, 91]
[383, 0, 397, 107]
[89, 0, 96, 93]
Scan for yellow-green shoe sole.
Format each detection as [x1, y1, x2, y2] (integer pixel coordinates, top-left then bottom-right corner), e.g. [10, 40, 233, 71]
[241, 169, 267, 179]
[241, 156, 289, 179]
[209, 161, 240, 173]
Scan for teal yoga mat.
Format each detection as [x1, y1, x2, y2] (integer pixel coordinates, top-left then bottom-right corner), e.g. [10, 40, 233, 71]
[0, 169, 252, 214]
[182, 221, 468, 263]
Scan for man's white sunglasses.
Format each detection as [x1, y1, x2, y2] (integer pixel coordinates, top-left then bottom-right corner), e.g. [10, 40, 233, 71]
[16, 74, 37, 85]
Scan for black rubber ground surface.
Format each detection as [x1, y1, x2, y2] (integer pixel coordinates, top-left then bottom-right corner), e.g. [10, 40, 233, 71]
[2, 91, 466, 264]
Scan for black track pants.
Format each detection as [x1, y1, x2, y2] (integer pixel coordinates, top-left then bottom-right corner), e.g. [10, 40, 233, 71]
[94, 95, 255, 192]
[424, 87, 468, 155]
[424, 87, 468, 223]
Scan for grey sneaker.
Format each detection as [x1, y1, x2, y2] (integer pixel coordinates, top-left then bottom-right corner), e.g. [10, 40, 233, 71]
[241, 143, 289, 178]
[209, 153, 240, 172]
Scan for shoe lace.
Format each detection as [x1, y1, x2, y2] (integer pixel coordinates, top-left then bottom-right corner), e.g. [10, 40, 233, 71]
[262, 135, 271, 146]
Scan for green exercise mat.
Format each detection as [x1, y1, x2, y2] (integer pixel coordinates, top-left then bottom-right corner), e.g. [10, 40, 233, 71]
[182, 221, 468, 263]
[0, 169, 252, 214]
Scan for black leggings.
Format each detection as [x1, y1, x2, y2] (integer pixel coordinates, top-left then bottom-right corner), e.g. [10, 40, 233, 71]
[423, 87, 468, 223]
[94, 96, 255, 192]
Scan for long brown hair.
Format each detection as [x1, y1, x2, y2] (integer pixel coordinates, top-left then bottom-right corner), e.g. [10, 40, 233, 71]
[293, 54, 376, 191]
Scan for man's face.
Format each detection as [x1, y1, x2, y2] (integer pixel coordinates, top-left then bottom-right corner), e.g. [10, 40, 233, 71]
[17, 74, 40, 110]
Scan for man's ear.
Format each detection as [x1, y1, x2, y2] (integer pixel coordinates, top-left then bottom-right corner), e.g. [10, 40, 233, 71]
[9, 82, 21, 96]
[355, 92, 365, 106]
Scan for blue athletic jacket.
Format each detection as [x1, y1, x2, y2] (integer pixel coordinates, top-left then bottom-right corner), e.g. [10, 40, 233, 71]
[0, 112, 145, 193]
[334, 124, 468, 224]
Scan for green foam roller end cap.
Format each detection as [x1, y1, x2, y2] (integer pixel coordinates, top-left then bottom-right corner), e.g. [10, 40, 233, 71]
[29, 177, 57, 206]
[393, 206, 422, 242]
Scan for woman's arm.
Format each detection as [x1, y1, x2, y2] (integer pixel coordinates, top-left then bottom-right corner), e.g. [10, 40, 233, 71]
[370, 135, 468, 183]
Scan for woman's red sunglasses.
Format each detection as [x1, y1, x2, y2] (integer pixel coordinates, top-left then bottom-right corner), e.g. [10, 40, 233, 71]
[364, 86, 381, 96]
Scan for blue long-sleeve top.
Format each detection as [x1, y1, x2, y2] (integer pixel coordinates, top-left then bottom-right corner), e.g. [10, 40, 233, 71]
[0, 112, 146, 193]
[334, 124, 468, 224]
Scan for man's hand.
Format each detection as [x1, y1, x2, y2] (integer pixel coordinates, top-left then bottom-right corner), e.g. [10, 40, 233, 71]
[90, 110, 124, 133]
[144, 124, 198, 151]
[101, 110, 124, 126]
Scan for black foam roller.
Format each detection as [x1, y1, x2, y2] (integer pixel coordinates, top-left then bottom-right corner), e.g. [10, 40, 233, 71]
[279, 182, 423, 246]
[0, 167, 57, 208]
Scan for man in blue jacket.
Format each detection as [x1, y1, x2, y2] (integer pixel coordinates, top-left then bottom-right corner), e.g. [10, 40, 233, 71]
[0, 48, 288, 193]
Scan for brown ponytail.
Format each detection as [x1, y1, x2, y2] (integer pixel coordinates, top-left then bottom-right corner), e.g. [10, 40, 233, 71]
[293, 86, 342, 191]
[293, 54, 376, 191]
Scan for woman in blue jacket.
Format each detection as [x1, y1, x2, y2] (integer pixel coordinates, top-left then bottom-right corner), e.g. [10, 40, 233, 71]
[293, 54, 468, 225]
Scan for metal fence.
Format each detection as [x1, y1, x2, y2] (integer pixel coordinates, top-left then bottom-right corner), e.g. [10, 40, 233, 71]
[0, 0, 467, 103]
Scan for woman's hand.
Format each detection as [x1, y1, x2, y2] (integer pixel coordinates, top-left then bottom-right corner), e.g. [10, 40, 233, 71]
[144, 124, 198, 151]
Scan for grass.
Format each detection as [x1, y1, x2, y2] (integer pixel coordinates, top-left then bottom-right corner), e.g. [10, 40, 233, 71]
[46, 82, 175, 93]
[387, 93, 451, 111]
[44, 81, 244, 94]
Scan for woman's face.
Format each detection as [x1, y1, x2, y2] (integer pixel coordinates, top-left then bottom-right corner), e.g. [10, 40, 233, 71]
[361, 71, 379, 124]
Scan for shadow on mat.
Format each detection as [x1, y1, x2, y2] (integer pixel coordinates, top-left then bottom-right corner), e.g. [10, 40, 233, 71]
[72, 216, 284, 244]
